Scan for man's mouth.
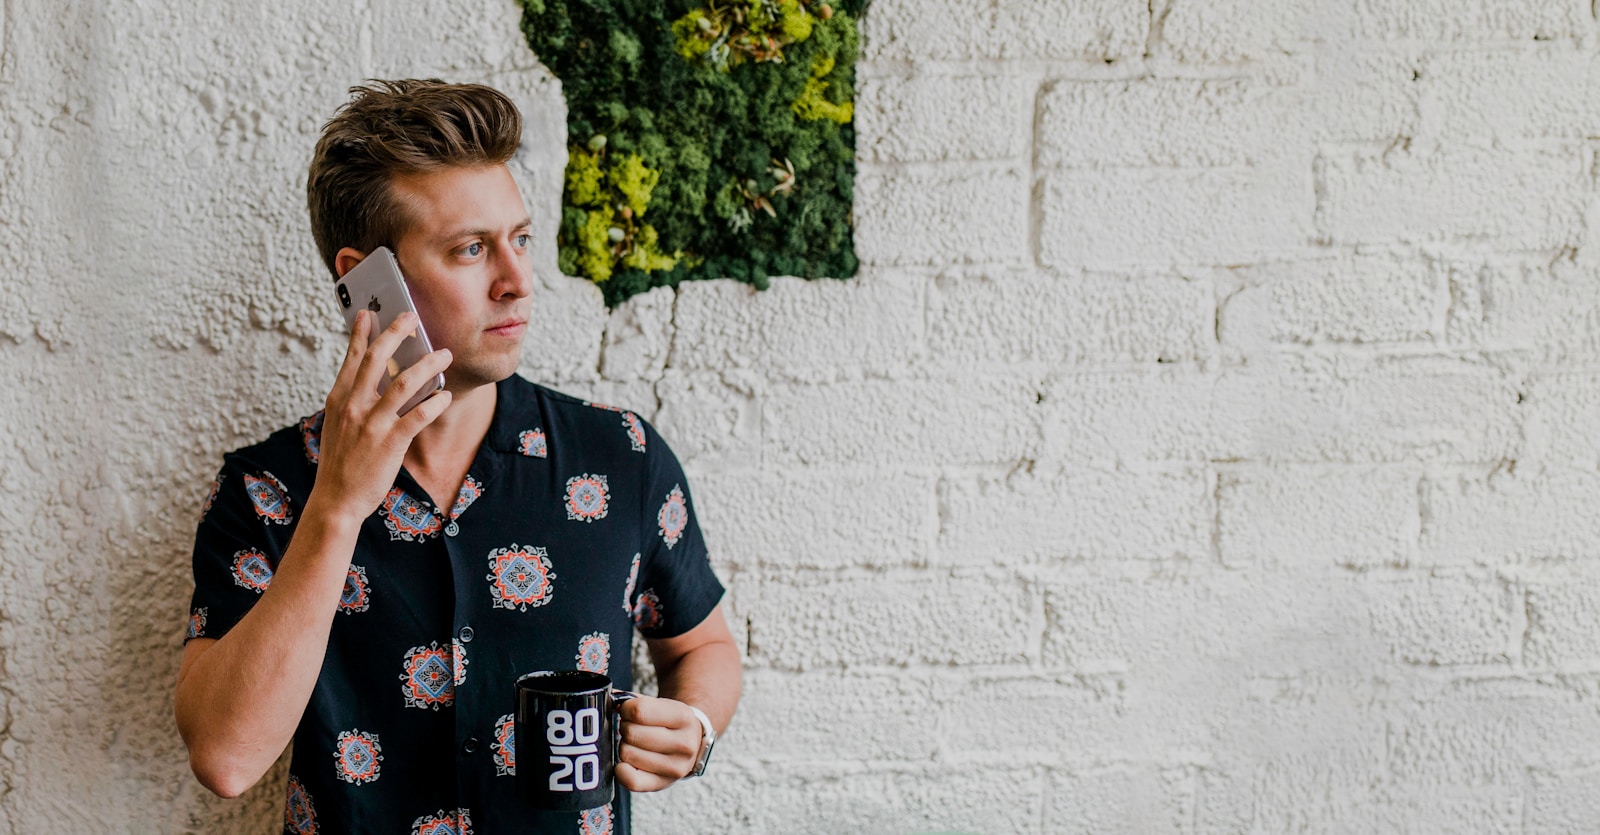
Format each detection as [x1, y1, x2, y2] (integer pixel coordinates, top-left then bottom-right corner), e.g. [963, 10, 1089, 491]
[486, 318, 527, 337]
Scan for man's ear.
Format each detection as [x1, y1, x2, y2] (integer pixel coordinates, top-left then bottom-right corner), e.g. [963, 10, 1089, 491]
[334, 247, 367, 279]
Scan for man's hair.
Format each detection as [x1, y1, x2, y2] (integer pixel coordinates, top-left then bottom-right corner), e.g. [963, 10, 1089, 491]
[307, 79, 522, 278]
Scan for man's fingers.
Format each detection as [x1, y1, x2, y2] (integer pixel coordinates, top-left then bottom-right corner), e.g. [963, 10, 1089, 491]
[619, 744, 690, 781]
[396, 388, 452, 436]
[614, 698, 698, 790]
[617, 745, 688, 783]
[352, 312, 421, 399]
[617, 696, 696, 731]
[377, 348, 452, 416]
[329, 309, 373, 398]
[619, 722, 698, 759]
[614, 761, 673, 793]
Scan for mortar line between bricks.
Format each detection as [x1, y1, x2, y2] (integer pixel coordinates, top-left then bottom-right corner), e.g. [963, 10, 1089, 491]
[942, 244, 1494, 273]
[1029, 576, 1046, 664]
[741, 658, 1126, 675]
[1514, 583, 1531, 670]
[1187, 762, 1200, 834]
[1432, 255, 1455, 343]
[858, 158, 1025, 175]
[1210, 467, 1225, 568]
[0, 0, 10, 79]
[1145, 0, 1173, 60]
[1321, 136, 1589, 157]
[655, 288, 680, 411]
[1415, 471, 1431, 559]
[1027, 76, 1045, 269]
[1036, 767, 1048, 831]
[354, 0, 373, 80]
[1522, 765, 1535, 835]
[857, 57, 1318, 82]
[712, 755, 1070, 771]
[753, 370, 765, 473]
[1205, 271, 1227, 372]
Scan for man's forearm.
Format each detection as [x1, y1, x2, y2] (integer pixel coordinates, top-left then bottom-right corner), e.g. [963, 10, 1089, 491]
[620, 609, 742, 790]
[174, 497, 361, 797]
[654, 636, 742, 734]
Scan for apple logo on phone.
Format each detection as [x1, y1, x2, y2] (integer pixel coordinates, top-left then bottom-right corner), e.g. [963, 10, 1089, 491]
[367, 296, 382, 314]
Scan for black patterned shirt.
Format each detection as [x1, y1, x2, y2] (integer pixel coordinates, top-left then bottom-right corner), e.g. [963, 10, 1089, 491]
[186, 374, 724, 835]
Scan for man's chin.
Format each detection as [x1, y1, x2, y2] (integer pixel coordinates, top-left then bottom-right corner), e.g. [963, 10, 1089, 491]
[448, 355, 521, 390]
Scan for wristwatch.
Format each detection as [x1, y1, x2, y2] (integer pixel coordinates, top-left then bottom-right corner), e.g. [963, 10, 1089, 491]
[686, 705, 716, 778]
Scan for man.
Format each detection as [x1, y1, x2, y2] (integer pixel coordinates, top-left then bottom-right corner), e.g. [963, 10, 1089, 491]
[174, 79, 740, 835]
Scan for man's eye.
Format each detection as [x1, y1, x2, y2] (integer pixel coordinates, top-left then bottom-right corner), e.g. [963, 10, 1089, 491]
[463, 242, 483, 257]
[515, 234, 531, 248]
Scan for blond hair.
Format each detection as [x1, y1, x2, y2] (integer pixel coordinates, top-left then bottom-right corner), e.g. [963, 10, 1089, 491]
[306, 79, 522, 277]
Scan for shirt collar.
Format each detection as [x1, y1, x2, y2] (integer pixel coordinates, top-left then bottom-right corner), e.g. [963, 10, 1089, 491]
[483, 373, 541, 455]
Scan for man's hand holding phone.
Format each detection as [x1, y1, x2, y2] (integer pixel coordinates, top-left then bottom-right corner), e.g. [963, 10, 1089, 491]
[308, 309, 453, 522]
[174, 309, 453, 797]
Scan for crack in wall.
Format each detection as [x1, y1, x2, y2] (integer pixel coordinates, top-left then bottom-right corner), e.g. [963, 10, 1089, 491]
[1214, 280, 1244, 354]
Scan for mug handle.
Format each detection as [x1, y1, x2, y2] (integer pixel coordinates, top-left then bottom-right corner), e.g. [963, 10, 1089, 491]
[612, 689, 638, 770]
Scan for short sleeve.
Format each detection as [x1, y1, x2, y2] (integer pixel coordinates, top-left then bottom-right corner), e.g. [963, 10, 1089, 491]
[629, 419, 724, 639]
[185, 453, 294, 642]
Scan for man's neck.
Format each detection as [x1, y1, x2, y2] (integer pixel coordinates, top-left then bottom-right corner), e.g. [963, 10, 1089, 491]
[403, 380, 497, 508]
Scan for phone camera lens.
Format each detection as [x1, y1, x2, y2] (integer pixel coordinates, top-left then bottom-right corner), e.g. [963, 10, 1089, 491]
[337, 284, 352, 309]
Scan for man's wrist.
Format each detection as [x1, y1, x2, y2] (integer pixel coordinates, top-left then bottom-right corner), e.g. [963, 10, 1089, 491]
[302, 489, 370, 537]
[291, 493, 368, 573]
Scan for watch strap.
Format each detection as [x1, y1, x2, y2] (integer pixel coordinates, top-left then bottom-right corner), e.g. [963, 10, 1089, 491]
[686, 704, 715, 778]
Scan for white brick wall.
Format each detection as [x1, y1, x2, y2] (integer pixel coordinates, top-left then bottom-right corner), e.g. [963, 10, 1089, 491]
[4, 0, 1600, 831]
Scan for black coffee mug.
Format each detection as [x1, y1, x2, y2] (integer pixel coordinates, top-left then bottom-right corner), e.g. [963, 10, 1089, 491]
[515, 670, 637, 811]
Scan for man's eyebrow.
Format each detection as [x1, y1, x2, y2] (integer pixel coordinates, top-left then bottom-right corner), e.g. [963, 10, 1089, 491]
[441, 218, 534, 241]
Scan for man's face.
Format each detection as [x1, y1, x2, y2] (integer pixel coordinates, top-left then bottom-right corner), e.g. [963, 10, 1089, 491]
[387, 164, 533, 393]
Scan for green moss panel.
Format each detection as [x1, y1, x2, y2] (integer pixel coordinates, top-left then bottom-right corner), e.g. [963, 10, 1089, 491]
[520, 0, 867, 306]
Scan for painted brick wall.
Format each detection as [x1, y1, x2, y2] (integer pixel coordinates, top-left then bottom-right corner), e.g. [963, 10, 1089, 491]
[2, 0, 1599, 831]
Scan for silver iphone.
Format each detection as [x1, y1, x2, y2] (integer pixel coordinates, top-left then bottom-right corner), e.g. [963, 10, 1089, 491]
[334, 246, 445, 415]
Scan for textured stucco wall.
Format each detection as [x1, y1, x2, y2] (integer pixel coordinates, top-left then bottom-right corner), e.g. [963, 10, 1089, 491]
[4, 0, 1600, 832]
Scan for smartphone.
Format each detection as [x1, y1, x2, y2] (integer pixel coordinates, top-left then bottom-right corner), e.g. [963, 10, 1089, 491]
[334, 246, 445, 416]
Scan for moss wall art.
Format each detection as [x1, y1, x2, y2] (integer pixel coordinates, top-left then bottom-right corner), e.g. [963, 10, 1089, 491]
[519, 0, 868, 306]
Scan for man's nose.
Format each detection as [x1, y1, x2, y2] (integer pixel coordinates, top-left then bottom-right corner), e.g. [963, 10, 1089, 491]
[490, 243, 532, 300]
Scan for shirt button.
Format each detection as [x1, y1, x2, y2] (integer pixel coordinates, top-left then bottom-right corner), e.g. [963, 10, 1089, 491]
[445, 520, 460, 537]
[458, 626, 474, 643]
[462, 737, 479, 754]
